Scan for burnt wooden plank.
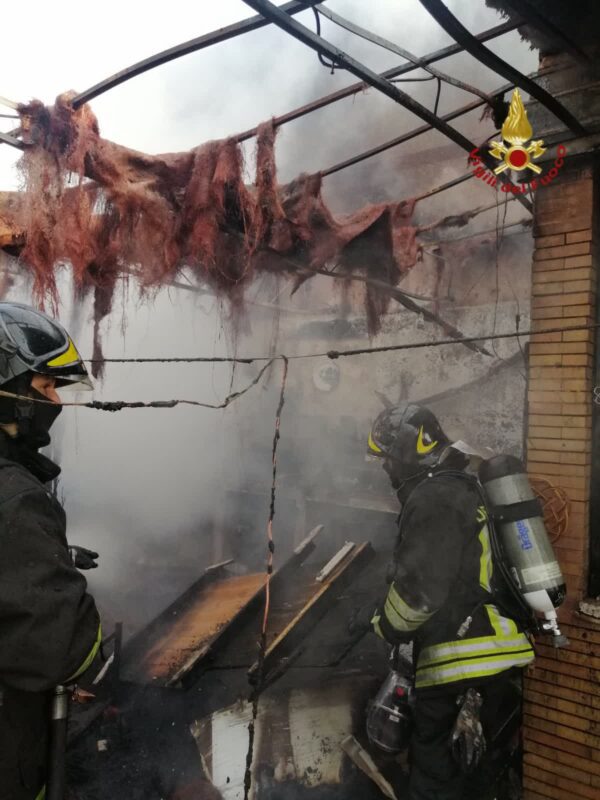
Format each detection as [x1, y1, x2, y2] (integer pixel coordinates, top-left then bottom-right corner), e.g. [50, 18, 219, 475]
[248, 541, 374, 686]
[120, 572, 266, 686]
[120, 526, 324, 687]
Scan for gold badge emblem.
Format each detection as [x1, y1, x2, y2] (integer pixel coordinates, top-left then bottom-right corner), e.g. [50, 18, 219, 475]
[489, 89, 546, 175]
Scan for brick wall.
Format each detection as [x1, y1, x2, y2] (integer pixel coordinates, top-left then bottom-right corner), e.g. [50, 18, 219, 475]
[523, 164, 600, 800]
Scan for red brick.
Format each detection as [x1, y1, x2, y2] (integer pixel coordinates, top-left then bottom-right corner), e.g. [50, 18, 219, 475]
[533, 267, 592, 284]
[565, 254, 594, 269]
[531, 292, 593, 309]
[535, 233, 565, 248]
[563, 329, 595, 342]
[562, 354, 594, 367]
[563, 305, 595, 318]
[532, 257, 565, 272]
[566, 230, 592, 244]
[534, 242, 590, 261]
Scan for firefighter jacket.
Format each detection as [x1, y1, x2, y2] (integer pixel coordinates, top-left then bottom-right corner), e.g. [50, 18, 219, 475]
[0, 434, 101, 798]
[373, 472, 535, 693]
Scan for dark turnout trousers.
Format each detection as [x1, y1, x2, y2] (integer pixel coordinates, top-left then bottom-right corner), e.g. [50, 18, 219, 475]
[409, 676, 518, 800]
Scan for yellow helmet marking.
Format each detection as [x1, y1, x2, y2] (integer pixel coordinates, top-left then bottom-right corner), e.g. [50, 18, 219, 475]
[47, 338, 81, 368]
[368, 431, 383, 454]
[416, 425, 438, 455]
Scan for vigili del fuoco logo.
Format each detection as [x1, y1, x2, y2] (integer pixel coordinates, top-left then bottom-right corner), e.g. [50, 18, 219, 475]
[469, 88, 566, 194]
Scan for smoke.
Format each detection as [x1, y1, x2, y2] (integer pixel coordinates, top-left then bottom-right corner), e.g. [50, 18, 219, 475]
[0, 0, 538, 641]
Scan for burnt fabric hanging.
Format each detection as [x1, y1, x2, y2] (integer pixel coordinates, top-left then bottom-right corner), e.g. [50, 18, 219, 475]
[10, 94, 420, 347]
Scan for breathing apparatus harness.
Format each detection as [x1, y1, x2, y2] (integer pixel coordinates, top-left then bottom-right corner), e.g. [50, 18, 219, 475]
[423, 468, 536, 639]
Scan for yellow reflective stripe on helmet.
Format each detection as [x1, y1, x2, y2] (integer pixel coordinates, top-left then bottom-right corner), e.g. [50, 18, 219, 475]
[415, 647, 534, 689]
[478, 523, 493, 592]
[46, 338, 81, 368]
[65, 623, 102, 683]
[486, 604, 518, 637]
[416, 425, 437, 455]
[383, 583, 434, 633]
[35, 786, 46, 800]
[367, 431, 383, 454]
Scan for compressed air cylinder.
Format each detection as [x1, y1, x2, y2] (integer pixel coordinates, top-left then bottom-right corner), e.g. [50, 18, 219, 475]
[479, 455, 566, 624]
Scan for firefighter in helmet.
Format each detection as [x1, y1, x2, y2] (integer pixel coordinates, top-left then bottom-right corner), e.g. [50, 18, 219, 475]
[0, 302, 101, 800]
[367, 403, 534, 800]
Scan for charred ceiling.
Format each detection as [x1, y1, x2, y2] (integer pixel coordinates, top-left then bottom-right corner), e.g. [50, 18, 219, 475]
[485, 0, 600, 56]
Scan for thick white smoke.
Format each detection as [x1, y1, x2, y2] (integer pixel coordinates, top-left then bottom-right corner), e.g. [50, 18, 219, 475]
[0, 1, 538, 635]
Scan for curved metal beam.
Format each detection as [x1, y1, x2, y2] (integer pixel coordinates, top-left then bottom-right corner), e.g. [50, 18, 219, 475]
[242, 0, 531, 213]
[320, 64, 559, 177]
[72, 1, 324, 109]
[241, 0, 478, 156]
[417, 0, 586, 136]
[316, 5, 490, 102]
[234, 18, 518, 142]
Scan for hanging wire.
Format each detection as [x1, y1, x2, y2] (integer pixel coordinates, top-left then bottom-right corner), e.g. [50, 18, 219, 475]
[312, 7, 343, 73]
[0, 320, 593, 387]
[434, 76, 442, 115]
[243, 356, 288, 800]
[0, 359, 277, 411]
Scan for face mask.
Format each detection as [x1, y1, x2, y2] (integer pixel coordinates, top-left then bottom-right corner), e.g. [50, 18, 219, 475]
[19, 388, 63, 449]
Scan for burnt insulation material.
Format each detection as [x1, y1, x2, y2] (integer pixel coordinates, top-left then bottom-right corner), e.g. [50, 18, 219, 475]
[13, 94, 420, 370]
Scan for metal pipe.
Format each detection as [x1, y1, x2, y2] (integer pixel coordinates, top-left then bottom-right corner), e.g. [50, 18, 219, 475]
[417, 0, 586, 136]
[72, 1, 324, 109]
[321, 64, 560, 178]
[316, 5, 490, 101]
[241, 0, 477, 157]
[0, 20, 518, 155]
[233, 19, 518, 142]
[46, 685, 69, 800]
[242, 1, 530, 212]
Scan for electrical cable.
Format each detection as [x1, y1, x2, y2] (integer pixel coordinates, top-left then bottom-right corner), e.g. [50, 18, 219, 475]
[50, 319, 600, 369]
[315, 3, 490, 102]
[243, 356, 288, 800]
[312, 7, 342, 73]
[0, 358, 278, 411]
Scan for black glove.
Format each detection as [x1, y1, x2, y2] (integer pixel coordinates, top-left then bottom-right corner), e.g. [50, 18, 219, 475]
[348, 605, 378, 637]
[69, 545, 99, 570]
[450, 688, 486, 773]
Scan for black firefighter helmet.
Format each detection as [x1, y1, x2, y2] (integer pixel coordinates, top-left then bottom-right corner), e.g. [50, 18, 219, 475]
[368, 403, 449, 479]
[0, 302, 92, 392]
[0, 302, 92, 435]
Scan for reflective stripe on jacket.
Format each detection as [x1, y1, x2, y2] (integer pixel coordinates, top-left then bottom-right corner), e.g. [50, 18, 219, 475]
[374, 472, 534, 692]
